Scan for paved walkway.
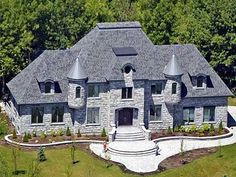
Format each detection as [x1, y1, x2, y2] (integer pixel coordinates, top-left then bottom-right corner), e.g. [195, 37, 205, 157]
[90, 127, 236, 173]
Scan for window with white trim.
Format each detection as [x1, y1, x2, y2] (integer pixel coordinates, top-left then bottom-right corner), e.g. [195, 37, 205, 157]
[51, 106, 64, 123]
[150, 105, 162, 121]
[183, 107, 195, 123]
[88, 85, 102, 97]
[31, 107, 44, 124]
[87, 107, 100, 124]
[151, 83, 162, 95]
[76, 86, 81, 98]
[122, 87, 132, 99]
[203, 106, 215, 122]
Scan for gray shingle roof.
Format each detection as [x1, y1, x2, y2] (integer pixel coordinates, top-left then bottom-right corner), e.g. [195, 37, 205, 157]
[7, 22, 233, 105]
[163, 54, 184, 76]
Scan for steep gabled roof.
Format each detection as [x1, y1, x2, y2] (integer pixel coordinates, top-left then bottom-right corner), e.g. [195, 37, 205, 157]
[7, 21, 233, 105]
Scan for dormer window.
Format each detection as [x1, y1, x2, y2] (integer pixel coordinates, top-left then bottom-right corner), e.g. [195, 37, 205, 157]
[122, 63, 135, 74]
[197, 76, 204, 88]
[45, 81, 52, 93]
[76, 86, 81, 98]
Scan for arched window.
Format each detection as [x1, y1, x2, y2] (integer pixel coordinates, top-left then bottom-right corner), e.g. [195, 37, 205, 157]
[76, 86, 81, 98]
[45, 82, 52, 93]
[172, 83, 177, 94]
[197, 76, 204, 88]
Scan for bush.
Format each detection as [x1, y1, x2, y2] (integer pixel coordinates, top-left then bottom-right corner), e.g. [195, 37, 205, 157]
[0, 113, 8, 136]
[40, 132, 47, 140]
[167, 126, 172, 134]
[50, 129, 56, 137]
[77, 129, 81, 137]
[66, 127, 71, 136]
[27, 132, 32, 139]
[179, 126, 185, 132]
[32, 130, 37, 137]
[210, 124, 215, 132]
[37, 146, 46, 162]
[189, 124, 197, 133]
[174, 125, 179, 132]
[101, 128, 107, 137]
[218, 121, 223, 133]
[57, 128, 64, 136]
[202, 124, 210, 132]
[12, 129, 17, 139]
[23, 132, 29, 142]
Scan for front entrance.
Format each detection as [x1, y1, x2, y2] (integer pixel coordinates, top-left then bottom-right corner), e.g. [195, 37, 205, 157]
[118, 108, 133, 126]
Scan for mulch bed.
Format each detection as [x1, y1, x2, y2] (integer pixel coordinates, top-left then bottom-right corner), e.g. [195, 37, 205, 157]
[151, 129, 229, 140]
[159, 147, 217, 171]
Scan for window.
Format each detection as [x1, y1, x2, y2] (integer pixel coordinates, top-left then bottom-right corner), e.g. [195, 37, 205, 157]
[203, 106, 215, 122]
[87, 107, 100, 124]
[183, 107, 195, 123]
[88, 85, 102, 97]
[31, 107, 44, 124]
[172, 83, 177, 94]
[76, 86, 81, 98]
[124, 65, 132, 74]
[150, 105, 162, 121]
[151, 83, 162, 95]
[45, 82, 52, 93]
[122, 87, 132, 99]
[197, 76, 204, 88]
[52, 106, 64, 123]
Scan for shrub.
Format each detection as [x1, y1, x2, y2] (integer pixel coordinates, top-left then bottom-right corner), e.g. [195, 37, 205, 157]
[37, 146, 46, 162]
[174, 125, 179, 132]
[101, 128, 107, 137]
[66, 127, 71, 136]
[167, 126, 172, 134]
[27, 132, 32, 139]
[40, 132, 47, 140]
[12, 129, 17, 139]
[0, 114, 8, 136]
[77, 129, 81, 137]
[218, 121, 223, 133]
[210, 124, 215, 132]
[32, 130, 37, 137]
[189, 124, 197, 133]
[57, 128, 64, 136]
[202, 124, 210, 132]
[50, 129, 56, 137]
[23, 132, 29, 142]
[179, 126, 185, 133]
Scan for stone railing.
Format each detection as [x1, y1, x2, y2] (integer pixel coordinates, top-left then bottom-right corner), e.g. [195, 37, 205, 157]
[108, 124, 117, 142]
[140, 123, 151, 140]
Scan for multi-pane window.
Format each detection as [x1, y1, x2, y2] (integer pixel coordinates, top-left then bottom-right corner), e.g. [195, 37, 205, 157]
[121, 87, 132, 99]
[197, 76, 204, 88]
[151, 83, 162, 94]
[150, 105, 162, 121]
[52, 106, 64, 123]
[172, 83, 177, 94]
[76, 86, 81, 98]
[31, 107, 44, 124]
[88, 85, 101, 97]
[87, 107, 100, 124]
[45, 82, 52, 93]
[203, 106, 215, 122]
[183, 107, 195, 123]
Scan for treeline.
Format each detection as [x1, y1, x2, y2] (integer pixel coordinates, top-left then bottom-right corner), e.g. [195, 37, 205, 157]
[0, 0, 235, 96]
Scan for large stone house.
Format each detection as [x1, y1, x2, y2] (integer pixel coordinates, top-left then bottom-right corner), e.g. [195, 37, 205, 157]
[6, 22, 233, 139]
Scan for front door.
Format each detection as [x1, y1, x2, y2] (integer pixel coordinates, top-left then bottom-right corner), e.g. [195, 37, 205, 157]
[118, 108, 133, 126]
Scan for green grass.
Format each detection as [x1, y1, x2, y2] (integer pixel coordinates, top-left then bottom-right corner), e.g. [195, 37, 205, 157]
[228, 97, 236, 106]
[0, 143, 236, 177]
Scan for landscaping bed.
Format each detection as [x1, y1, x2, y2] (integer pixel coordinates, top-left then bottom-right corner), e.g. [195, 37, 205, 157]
[159, 147, 217, 171]
[151, 123, 228, 140]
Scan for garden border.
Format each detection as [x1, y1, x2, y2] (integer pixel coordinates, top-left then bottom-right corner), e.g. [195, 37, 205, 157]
[152, 127, 233, 143]
[4, 134, 104, 147]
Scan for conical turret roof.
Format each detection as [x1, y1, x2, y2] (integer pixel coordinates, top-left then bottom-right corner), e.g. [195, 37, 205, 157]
[67, 58, 87, 80]
[163, 54, 184, 76]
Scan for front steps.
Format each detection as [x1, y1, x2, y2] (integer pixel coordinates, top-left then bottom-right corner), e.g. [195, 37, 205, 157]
[114, 126, 146, 141]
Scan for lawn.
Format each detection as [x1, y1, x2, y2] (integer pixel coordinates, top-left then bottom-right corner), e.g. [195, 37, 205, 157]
[228, 97, 236, 106]
[0, 143, 236, 177]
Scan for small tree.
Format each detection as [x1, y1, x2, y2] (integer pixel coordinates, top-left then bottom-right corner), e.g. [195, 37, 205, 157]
[12, 146, 20, 175]
[13, 129, 17, 139]
[167, 126, 172, 134]
[37, 147, 46, 162]
[218, 121, 223, 133]
[101, 128, 107, 137]
[23, 132, 29, 142]
[210, 124, 215, 132]
[77, 129, 81, 137]
[70, 142, 76, 164]
[218, 140, 223, 158]
[27, 132, 32, 140]
[66, 127, 71, 136]
[180, 139, 185, 157]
